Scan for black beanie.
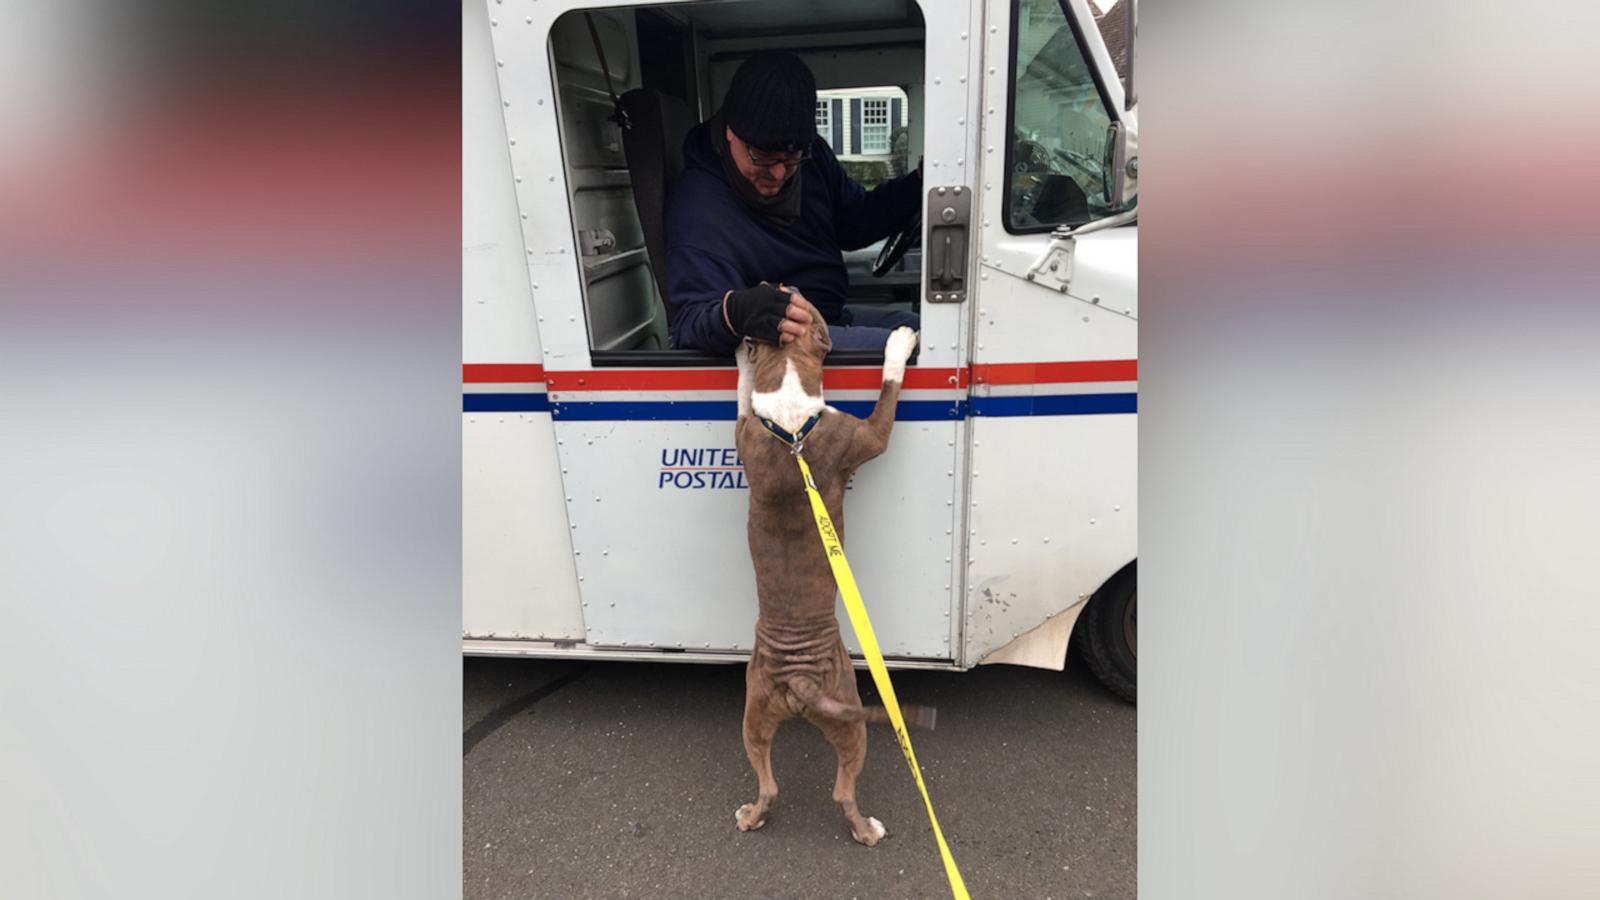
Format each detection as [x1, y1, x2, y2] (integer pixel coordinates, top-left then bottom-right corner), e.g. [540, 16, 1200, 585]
[721, 51, 817, 153]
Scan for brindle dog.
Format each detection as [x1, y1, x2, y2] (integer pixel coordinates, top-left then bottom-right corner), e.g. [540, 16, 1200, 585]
[732, 299, 926, 846]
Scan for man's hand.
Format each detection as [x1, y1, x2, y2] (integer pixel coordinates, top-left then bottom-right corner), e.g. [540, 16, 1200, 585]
[722, 283, 815, 345]
[775, 285, 814, 345]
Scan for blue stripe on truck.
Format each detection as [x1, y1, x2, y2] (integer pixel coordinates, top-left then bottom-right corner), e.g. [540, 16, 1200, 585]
[463, 394, 1137, 418]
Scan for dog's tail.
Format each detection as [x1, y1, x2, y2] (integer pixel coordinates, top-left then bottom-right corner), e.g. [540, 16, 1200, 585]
[787, 677, 937, 730]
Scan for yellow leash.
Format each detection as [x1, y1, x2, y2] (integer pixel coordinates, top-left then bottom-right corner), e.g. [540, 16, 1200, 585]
[794, 453, 970, 900]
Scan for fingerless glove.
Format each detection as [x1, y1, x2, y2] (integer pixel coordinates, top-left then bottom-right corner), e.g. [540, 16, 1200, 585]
[721, 284, 790, 343]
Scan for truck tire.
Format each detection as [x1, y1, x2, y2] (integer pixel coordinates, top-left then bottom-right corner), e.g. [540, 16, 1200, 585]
[1074, 564, 1136, 703]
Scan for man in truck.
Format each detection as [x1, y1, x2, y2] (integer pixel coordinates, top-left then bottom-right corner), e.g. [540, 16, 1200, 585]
[663, 51, 923, 354]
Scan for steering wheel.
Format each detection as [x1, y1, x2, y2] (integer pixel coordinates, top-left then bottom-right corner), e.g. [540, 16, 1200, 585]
[871, 209, 922, 277]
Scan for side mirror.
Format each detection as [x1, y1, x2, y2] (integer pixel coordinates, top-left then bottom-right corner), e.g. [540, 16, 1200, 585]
[1102, 122, 1137, 209]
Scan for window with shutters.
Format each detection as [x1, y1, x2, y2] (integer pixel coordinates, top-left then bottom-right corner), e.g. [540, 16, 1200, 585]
[860, 98, 890, 154]
[818, 88, 906, 188]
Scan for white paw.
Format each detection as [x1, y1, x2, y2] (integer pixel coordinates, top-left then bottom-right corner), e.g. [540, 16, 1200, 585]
[852, 815, 887, 846]
[882, 327, 917, 383]
[735, 803, 768, 832]
[885, 327, 917, 364]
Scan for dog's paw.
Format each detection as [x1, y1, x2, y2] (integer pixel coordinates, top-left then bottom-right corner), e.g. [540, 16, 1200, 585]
[884, 327, 918, 364]
[850, 815, 887, 847]
[882, 327, 918, 383]
[735, 803, 769, 832]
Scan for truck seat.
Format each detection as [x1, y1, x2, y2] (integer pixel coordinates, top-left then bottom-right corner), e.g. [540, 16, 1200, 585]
[618, 89, 697, 338]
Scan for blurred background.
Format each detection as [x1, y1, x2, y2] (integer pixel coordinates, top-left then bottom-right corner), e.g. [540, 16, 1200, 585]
[0, 3, 463, 898]
[1140, 1, 1600, 897]
[2, 1, 1597, 898]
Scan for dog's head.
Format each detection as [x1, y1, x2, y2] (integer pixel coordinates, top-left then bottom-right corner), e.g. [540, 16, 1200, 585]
[787, 298, 831, 366]
[747, 295, 830, 396]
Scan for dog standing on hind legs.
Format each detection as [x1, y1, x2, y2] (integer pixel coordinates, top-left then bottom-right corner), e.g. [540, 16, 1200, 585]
[732, 310, 930, 846]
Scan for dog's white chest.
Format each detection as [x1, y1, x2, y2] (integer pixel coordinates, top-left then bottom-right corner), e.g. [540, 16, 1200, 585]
[750, 358, 824, 434]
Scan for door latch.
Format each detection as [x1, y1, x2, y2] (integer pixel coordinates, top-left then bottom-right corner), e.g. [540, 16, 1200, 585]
[925, 186, 970, 303]
[578, 227, 617, 257]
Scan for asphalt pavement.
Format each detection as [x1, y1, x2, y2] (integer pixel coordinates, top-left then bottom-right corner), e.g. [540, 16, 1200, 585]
[464, 653, 1135, 900]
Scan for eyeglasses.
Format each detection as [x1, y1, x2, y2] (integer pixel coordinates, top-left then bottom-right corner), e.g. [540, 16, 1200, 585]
[745, 145, 811, 171]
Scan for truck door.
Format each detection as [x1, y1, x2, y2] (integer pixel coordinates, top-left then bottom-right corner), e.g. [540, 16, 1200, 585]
[489, 0, 981, 659]
[961, 0, 1138, 665]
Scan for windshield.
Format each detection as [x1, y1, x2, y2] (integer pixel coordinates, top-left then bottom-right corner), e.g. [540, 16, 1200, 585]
[1004, 0, 1135, 232]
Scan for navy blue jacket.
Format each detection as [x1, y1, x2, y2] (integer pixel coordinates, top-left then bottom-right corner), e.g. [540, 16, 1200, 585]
[663, 122, 922, 354]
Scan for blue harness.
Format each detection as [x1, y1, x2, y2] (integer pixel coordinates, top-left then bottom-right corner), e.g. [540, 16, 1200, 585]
[758, 412, 822, 455]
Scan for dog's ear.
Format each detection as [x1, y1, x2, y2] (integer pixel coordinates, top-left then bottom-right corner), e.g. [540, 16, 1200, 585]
[808, 303, 832, 355]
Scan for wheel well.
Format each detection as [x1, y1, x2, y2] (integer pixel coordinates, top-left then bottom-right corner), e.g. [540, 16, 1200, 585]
[1089, 559, 1136, 606]
[1069, 557, 1138, 702]
[1067, 558, 1136, 648]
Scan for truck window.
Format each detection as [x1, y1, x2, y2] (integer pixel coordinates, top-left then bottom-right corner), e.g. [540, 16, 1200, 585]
[548, 2, 926, 358]
[1005, 0, 1135, 233]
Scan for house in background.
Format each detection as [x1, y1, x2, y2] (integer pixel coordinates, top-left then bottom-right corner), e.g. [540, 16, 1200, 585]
[1090, 0, 1130, 85]
[816, 87, 911, 185]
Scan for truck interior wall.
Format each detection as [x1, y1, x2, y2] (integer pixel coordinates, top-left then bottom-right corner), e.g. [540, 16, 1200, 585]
[636, 9, 699, 112]
[551, 10, 670, 351]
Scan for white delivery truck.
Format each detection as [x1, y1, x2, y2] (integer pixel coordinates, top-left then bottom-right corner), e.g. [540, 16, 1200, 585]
[463, 0, 1139, 700]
